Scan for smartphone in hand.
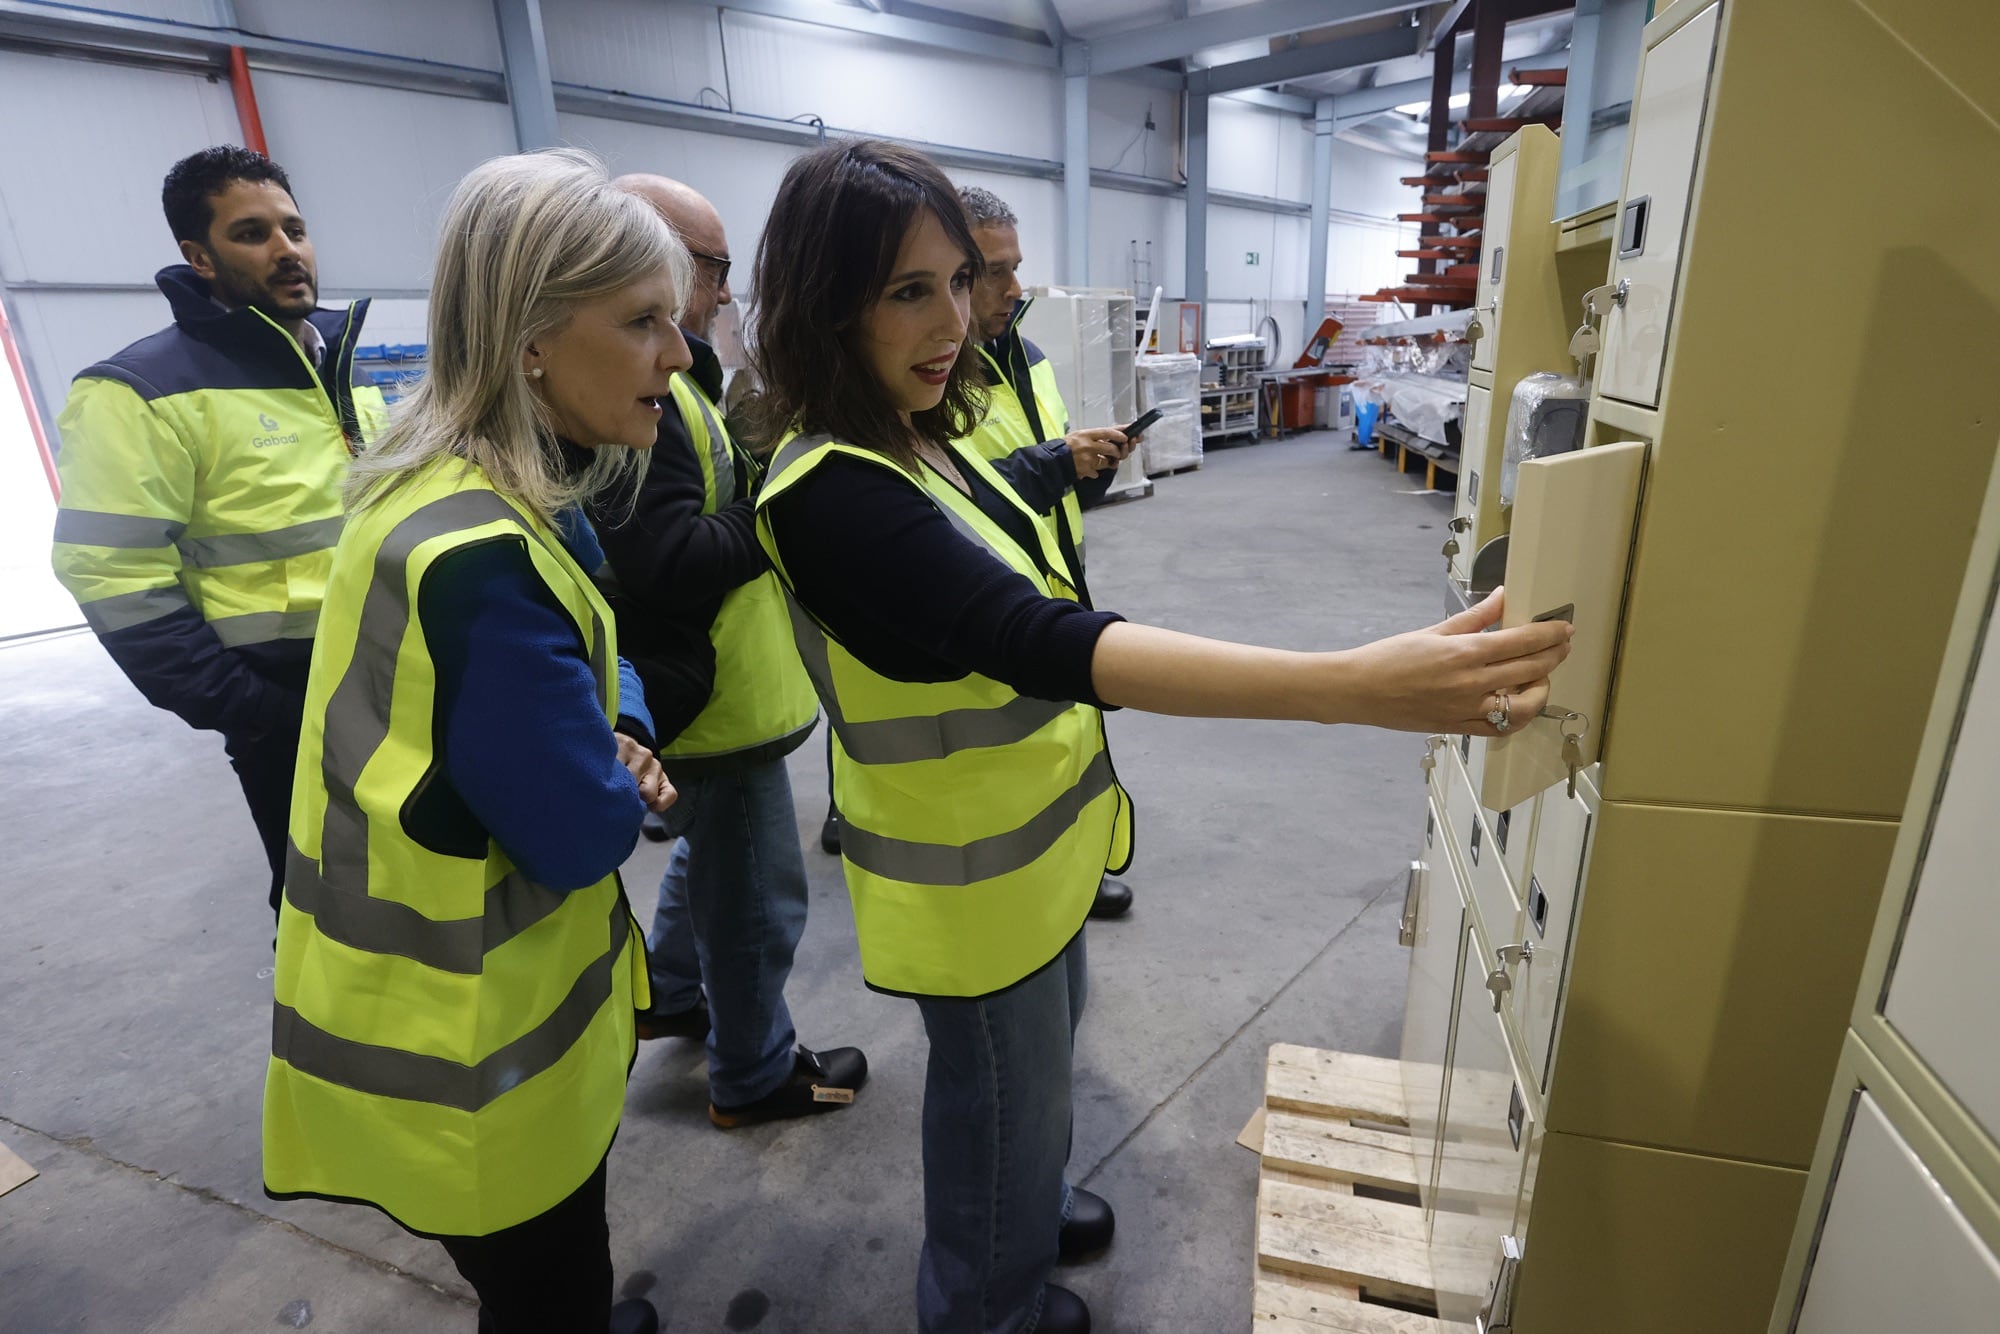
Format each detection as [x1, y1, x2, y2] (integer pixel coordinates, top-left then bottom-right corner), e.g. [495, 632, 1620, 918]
[1121, 406, 1164, 439]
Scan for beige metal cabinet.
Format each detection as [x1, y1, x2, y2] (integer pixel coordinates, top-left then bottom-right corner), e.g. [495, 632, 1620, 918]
[1770, 408, 2000, 1333]
[1392, 2, 2000, 1328]
[1594, 2, 1718, 407]
[1443, 126, 1580, 605]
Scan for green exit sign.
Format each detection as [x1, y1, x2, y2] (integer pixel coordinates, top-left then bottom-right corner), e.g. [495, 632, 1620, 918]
[1245, 251, 1260, 265]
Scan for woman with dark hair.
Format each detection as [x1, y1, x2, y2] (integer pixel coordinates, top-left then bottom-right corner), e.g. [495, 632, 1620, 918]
[749, 138, 1571, 1334]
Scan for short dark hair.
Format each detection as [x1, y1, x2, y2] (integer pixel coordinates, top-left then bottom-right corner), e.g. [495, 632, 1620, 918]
[748, 139, 986, 470]
[162, 146, 296, 246]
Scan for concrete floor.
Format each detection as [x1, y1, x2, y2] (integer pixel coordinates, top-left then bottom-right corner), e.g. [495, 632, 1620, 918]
[0, 431, 1455, 1333]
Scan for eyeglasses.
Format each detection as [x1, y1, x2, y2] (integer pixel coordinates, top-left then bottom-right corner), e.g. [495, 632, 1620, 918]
[687, 248, 732, 289]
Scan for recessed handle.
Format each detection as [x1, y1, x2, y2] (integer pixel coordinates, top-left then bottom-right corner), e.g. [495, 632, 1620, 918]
[1618, 195, 1651, 259]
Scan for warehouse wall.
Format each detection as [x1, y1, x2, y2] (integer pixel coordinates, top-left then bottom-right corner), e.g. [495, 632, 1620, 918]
[0, 0, 1421, 442]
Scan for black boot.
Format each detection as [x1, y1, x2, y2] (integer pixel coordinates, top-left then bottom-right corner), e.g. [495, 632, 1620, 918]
[1038, 1285, 1091, 1333]
[1087, 877, 1133, 921]
[610, 1297, 658, 1334]
[1059, 1187, 1115, 1262]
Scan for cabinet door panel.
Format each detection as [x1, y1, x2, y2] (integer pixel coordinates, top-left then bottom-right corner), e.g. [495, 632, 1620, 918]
[1471, 152, 1518, 374]
[1453, 384, 1494, 584]
[1514, 785, 1595, 1093]
[1482, 441, 1647, 812]
[1432, 924, 1534, 1323]
[1882, 563, 2000, 1144]
[1403, 796, 1467, 1219]
[1598, 2, 1721, 407]
[1793, 1093, 2000, 1332]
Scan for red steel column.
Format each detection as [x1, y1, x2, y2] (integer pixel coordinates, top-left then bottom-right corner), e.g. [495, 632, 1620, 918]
[228, 45, 269, 155]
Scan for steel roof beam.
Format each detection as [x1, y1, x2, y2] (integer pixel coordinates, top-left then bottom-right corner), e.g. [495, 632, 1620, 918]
[1086, 0, 1430, 76]
[694, 0, 1058, 68]
[1189, 26, 1421, 98]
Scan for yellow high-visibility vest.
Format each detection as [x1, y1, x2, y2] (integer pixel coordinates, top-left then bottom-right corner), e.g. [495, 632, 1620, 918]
[962, 346, 1087, 569]
[52, 302, 388, 650]
[755, 431, 1132, 998]
[658, 372, 818, 763]
[263, 456, 647, 1237]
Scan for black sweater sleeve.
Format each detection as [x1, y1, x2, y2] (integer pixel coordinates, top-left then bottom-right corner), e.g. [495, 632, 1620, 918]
[591, 406, 767, 616]
[766, 454, 1121, 706]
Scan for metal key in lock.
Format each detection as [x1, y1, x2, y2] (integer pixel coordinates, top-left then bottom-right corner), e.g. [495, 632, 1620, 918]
[1420, 734, 1446, 776]
[1442, 515, 1471, 564]
[1556, 711, 1590, 799]
[1485, 942, 1532, 1011]
[1579, 282, 1627, 318]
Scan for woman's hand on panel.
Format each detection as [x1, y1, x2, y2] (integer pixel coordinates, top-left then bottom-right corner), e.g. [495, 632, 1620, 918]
[1331, 587, 1572, 735]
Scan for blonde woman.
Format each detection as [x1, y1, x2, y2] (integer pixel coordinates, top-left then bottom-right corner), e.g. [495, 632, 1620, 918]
[262, 149, 688, 1334]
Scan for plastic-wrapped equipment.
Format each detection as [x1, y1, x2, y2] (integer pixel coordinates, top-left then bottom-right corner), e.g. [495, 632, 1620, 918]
[1354, 372, 1465, 446]
[1499, 372, 1589, 507]
[1069, 297, 1115, 430]
[1136, 353, 1202, 473]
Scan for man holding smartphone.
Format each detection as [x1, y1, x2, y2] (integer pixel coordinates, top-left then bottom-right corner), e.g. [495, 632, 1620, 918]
[954, 184, 1140, 921]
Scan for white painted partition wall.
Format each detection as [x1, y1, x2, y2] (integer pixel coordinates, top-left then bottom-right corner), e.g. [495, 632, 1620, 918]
[0, 0, 1424, 449]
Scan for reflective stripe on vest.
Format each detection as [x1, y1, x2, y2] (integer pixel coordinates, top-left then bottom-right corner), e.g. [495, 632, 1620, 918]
[654, 374, 818, 762]
[271, 895, 627, 1112]
[755, 431, 1131, 998]
[265, 461, 642, 1238]
[52, 332, 390, 643]
[963, 348, 1086, 573]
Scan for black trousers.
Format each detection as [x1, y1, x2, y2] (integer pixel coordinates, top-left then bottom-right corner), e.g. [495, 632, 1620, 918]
[437, 1156, 613, 1334]
[221, 711, 303, 917]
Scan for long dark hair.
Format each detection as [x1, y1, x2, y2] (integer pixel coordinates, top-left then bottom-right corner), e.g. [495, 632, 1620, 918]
[748, 139, 986, 471]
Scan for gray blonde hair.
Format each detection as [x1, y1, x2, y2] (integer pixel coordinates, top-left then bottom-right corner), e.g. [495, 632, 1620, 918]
[347, 148, 693, 521]
[957, 185, 1016, 229]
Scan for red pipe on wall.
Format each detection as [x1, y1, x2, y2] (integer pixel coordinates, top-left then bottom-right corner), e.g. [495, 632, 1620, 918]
[0, 296, 61, 499]
[227, 45, 269, 155]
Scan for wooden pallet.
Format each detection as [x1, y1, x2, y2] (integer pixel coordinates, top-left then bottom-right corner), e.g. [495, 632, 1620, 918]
[1253, 1045, 1494, 1333]
[1253, 1046, 1450, 1331]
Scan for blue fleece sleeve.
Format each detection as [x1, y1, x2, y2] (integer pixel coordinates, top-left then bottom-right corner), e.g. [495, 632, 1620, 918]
[421, 538, 646, 893]
[615, 655, 655, 748]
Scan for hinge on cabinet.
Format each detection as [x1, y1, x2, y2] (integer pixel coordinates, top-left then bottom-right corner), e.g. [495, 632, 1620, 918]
[1477, 1233, 1524, 1334]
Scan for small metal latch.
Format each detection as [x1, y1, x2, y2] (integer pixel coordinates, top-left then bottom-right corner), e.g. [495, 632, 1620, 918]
[1399, 860, 1425, 946]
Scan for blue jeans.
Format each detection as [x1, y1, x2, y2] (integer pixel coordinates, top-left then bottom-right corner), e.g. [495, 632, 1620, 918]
[646, 757, 809, 1106]
[914, 932, 1088, 1334]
